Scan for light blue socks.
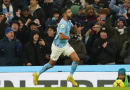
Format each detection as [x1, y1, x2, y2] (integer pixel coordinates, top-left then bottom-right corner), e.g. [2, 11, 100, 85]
[38, 63, 53, 76]
[70, 61, 79, 75]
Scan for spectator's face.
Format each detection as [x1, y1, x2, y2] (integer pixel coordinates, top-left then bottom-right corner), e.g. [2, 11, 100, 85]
[118, 74, 125, 81]
[53, 13, 59, 20]
[6, 31, 14, 40]
[47, 28, 55, 37]
[124, 0, 130, 9]
[3, 0, 10, 5]
[88, 9, 94, 16]
[30, 0, 38, 6]
[33, 34, 39, 42]
[22, 10, 29, 17]
[66, 9, 72, 20]
[100, 32, 107, 39]
[0, 15, 4, 23]
[117, 21, 124, 28]
[11, 23, 19, 32]
[92, 24, 101, 33]
[30, 25, 38, 30]
[98, 14, 107, 25]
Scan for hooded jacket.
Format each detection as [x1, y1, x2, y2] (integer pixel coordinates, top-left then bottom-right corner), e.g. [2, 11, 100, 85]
[24, 30, 46, 66]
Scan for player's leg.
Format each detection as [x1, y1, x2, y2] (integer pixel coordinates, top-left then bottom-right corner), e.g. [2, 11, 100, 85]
[69, 52, 80, 75]
[63, 44, 80, 86]
[67, 52, 80, 87]
[33, 44, 63, 85]
[33, 60, 56, 85]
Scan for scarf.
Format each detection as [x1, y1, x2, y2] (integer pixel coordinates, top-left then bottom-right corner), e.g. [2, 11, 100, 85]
[115, 26, 126, 35]
[2, 4, 14, 22]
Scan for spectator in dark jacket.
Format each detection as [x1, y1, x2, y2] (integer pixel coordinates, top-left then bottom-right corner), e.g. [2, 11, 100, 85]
[85, 23, 102, 64]
[92, 29, 116, 64]
[43, 25, 56, 61]
[105, 17, 129, 64]
[24, 30, 46, 66]
[120, 39, 130, 64]
[29, 0, 46, 30]
[40, 0, 56, 20]
[0, 12, 9, 39]
[0, 27, 23, 66]
[45, 8, 61, 32]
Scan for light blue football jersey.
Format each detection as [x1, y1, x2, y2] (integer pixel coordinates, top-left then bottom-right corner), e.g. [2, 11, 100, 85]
[53, 18, 73, 48]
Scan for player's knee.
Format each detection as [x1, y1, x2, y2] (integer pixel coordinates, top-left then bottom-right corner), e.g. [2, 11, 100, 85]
[49, 63, 55, 67]
[49, 60, 56, 67]
[75, 57, 80, 62]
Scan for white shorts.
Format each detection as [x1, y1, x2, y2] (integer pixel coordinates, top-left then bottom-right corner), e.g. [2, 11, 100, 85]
[50, 43, 75, 61]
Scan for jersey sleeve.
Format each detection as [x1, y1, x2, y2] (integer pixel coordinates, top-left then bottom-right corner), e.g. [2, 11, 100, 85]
[58, 23, 66, 34]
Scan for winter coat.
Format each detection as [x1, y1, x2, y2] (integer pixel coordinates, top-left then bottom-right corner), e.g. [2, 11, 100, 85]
[0, 37, 23, 66]
[120, 40, 130, 64]
[24, 31, 46, 66]
[29, 5, 46, 29]
[92, 38, 116, 64]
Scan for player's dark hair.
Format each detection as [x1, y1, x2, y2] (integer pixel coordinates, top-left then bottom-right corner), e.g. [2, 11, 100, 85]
[61, 7, 70, 16]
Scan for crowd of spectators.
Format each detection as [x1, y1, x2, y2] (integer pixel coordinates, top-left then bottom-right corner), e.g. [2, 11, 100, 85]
[0, 0, 130, 66]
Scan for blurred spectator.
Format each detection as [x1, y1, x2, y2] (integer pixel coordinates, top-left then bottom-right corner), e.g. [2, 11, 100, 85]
[92, 29, 116, 65]
[53, 0, 72, 10]
[24, 30, 46, 66]
[28, 21, 39, 31]
[81, 5, 98, 35]
[28, 21, 44, 36]
[10, 20, 26, 45]
[85, 23, 102, 64]
[85, 5, 97, 22]
[0, 12, 9, 39]
[43, 24, 56, 62]
[0, 27, 23, 66]
[29, 0, 46, 29]
[105, 17, 129, 64]
[84, 0, 90, 8]
[120, 40, 130, 64]
[12, 0, 29, 9]
[91, 0, 104, 12]
[0, 0, 18, 22]
[109, 0, 130, 19]
[39, 0, 56, 20]
[45, 8, 60, 32]
[127, 7, 130, 25]
[97, 8, 110, 25]
[17, 6, 34, 24]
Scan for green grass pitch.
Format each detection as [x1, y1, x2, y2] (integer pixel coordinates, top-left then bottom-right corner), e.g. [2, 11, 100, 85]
[0, 87, 130, 90]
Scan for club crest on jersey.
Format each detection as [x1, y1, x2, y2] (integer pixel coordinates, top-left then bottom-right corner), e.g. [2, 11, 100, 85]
[61, 24, 64, 29]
